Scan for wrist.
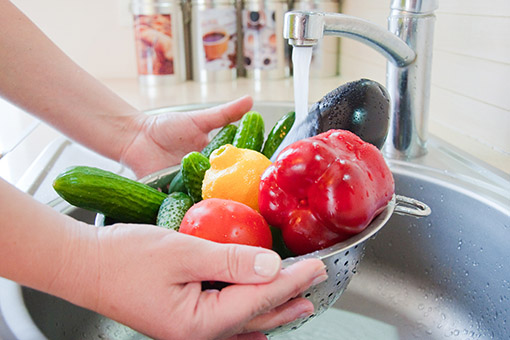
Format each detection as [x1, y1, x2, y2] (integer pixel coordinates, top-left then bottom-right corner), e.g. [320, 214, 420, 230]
[116, 113, 148, 169]
[45, 221, 101, 311]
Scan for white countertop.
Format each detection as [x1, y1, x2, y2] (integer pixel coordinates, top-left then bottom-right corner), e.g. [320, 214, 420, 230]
[1, 77, 509, 187]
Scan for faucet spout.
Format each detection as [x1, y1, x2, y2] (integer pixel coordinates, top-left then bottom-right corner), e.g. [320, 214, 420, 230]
[284, 11, 415, 67]
[284, 1, 438, 160]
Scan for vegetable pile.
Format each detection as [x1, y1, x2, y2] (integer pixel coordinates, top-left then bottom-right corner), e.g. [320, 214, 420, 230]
[53, 79, 395, 258]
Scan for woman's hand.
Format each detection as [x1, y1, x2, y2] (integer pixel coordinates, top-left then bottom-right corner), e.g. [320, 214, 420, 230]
[1, 179, 326, 340]
[120, 96, 253, 178]
[69, 224, 326, 340]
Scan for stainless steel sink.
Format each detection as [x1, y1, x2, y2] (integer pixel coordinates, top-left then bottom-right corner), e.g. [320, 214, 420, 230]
[333, 160, 510, 339]
[1, 103, 509, 339]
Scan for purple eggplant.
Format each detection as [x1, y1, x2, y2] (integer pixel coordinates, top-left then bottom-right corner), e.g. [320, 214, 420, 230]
[271, 78, 390, 161]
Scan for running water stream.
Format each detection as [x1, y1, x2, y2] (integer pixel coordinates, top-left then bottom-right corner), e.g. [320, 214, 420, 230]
[291, 46, 314, 125]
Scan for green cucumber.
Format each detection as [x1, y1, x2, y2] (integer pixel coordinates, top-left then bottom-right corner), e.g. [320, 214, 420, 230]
[201, 124, 237, 158]
[168, 125, 237, 193]
[232, 111, 265, 152]
[262, 111, 295, 158]
[168, 169, 186, 193]
[181, 152, 210, 203]
[53, 166, 167, 224]
[156, 192, 193, 230]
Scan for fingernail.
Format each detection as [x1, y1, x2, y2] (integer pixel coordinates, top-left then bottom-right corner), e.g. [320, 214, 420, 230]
[254, 252, 281, 277]
[311, 265, 328, 286]
[311, 273, 328, 286]
[298, 310, 314, 319]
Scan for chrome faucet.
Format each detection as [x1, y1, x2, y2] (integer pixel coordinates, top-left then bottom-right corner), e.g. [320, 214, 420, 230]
[284, 0, 439, 159]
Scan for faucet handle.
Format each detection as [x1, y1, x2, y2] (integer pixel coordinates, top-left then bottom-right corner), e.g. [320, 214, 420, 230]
[391, 0, 438, 13]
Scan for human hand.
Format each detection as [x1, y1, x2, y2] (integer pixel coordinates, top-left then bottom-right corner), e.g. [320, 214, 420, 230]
[120, 96, 253, 178]
[67, 224, 326, 340]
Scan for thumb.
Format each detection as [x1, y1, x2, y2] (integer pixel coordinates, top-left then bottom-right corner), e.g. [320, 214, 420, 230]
[190, 95, 253, 131]
[178, 234, 281, 284]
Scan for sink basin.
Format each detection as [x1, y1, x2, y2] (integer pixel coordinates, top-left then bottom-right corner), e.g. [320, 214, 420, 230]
[1, 103, 509, 339]
[331, 163, 510, 339]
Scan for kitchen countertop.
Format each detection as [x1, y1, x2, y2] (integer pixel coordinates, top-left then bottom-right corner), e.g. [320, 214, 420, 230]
[1, 77, 509, 187]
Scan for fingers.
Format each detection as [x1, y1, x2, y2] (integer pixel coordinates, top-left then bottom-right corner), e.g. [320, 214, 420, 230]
[242, 297, 314, 332]
[225, 332, 267, 340]
[229, 332, 267, 340]
[200, 258, 327, 337]
[190, 95, 253, 131]
[175, 233, 282, 284]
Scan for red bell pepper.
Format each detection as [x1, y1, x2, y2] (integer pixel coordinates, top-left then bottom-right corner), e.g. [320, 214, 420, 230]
[259, 129, 394, 255]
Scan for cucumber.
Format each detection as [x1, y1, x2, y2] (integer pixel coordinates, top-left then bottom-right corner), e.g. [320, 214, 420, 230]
[168, 169, 186, 193]
[156, 192, 193, 230]
[201, 124, 237, 158]
[232, 111, 265, 152]
[168, 125, 237, 193]
[262, 111, 295, 158]
[181, 152, 210, 203]
[53, 166, 167, 224]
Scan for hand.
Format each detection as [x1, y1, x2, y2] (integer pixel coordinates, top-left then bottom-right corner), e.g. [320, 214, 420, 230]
[70, 224, 326, 340]
[120, 96, 253, 178]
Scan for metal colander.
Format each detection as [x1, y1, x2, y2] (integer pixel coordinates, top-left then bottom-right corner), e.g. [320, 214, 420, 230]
[266, 194, 430, 336]
[95, 166, 431, 337]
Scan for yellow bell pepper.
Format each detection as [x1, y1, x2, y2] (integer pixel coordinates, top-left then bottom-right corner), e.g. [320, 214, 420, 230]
[202, 144, 272, 211]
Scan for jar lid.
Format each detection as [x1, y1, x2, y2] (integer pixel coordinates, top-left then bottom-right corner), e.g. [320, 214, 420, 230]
[293, 0, 340, 4]
[190, 0, 235, 5]
[243, 0, 288, 4]
[131, 0, 181, 15]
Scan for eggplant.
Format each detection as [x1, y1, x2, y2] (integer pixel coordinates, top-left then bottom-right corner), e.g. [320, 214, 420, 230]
[271, 78, 390, 161]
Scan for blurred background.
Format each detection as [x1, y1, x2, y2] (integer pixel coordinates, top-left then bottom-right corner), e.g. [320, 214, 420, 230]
[1, 0, 509, 184]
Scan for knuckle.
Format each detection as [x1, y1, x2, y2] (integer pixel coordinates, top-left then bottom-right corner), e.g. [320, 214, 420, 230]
[284, 274, 307, 299]
[258, 293, 277, 313]
[225, 245, 242, 282]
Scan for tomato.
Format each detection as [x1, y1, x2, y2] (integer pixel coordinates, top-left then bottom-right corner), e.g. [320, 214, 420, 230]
[179, 198, 272, 249]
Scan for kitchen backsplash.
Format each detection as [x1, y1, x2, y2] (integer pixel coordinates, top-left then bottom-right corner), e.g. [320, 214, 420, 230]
[10, 0, 510, 171]
[339, 0, 510, 170]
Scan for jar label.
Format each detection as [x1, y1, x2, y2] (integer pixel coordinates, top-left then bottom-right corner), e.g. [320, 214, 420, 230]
[199, 8, 237, 70]
[133, 14, 175, 75]
[242, 10, 278, 70]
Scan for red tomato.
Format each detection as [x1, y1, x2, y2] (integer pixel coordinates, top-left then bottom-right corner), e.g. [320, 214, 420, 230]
[179, 198, 272, 249]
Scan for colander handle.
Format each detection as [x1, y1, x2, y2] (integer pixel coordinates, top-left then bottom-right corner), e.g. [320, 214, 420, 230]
[394, 195, 431, 217]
